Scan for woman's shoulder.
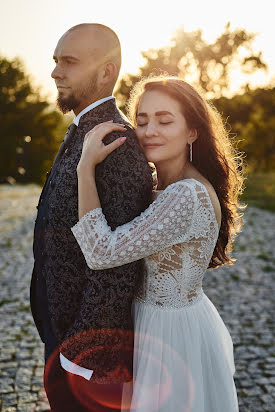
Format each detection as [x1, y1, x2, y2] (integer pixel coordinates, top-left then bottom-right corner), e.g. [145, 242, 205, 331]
[153, 179, 201, 209]
[158, 177, 209, 194]
[186, 177, 222, 229]
[154, 175, 217, 202]
[164, 177, 222, 229]
[154, 178, 197, 197]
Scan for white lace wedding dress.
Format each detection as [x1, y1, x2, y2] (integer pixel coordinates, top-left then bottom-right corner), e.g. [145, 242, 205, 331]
[71, 178, 239, 411]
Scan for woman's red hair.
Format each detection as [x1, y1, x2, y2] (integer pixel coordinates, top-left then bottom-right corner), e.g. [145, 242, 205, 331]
[127, 76, 246, 268]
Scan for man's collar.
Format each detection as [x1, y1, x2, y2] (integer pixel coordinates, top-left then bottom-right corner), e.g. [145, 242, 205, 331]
[73, 96, 115, 126]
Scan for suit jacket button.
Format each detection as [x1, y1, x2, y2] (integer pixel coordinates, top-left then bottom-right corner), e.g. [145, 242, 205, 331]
[42, 216, 48, 224]
[65, 148, 70, 155]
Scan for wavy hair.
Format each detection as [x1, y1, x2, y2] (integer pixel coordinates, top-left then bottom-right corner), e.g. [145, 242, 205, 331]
[127, 75, 246, 269]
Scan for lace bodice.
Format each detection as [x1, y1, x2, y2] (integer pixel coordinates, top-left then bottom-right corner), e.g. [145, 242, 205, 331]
[71, 179, 219, 309]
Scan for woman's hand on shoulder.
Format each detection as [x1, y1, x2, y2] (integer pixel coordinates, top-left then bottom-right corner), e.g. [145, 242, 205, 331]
[77, 120, 127, 173]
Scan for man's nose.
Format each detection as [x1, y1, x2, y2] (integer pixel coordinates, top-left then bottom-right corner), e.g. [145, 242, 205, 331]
[51, 65, 63, 80]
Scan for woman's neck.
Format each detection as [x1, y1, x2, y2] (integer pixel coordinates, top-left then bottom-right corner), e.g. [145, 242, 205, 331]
[155, 158, 193, 190]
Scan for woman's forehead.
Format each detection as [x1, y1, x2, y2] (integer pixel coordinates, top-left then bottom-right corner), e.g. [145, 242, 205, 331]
[138, 90, 182, 114]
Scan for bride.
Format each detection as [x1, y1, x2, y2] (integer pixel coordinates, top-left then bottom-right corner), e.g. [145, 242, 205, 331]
[72, 76, 244, 411]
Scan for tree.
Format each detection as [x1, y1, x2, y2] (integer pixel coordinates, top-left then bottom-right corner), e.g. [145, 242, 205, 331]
[214, 87, 275, 172]
[0, 56, 67, 184]
[115, 23, 267, 112]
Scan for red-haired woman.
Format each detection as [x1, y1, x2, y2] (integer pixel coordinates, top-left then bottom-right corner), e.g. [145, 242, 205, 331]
[73, 76, 244, 411]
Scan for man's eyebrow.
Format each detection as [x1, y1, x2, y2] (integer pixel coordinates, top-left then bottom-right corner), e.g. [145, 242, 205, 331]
[53, 55, 80, 62]
[137, 111, 175, 117]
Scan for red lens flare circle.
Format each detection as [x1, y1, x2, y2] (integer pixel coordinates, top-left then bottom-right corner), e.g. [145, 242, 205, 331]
[44, 328, 195, 411]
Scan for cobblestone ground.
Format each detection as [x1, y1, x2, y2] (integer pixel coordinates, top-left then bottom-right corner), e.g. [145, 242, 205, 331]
[0, 184, 275, 412]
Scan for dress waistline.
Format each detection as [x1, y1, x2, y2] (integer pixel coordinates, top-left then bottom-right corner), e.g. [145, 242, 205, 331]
[134, 289, 205, 311]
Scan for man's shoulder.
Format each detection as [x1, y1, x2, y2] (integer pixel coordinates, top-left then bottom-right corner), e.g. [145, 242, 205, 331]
[113, 108, 135, 130]
[78, 100, 134, 132]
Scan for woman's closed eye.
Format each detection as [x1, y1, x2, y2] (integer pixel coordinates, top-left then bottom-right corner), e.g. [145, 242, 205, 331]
[137, 121, 173, 127]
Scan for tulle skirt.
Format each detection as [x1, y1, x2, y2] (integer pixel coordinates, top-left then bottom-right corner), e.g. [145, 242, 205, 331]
[122, 293, 239, 412]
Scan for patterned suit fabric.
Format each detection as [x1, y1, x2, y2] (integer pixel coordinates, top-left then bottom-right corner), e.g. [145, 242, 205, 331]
[30, 99, 153, 382]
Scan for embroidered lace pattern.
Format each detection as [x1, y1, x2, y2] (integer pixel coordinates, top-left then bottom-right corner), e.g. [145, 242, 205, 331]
[71, 179, 220, 310]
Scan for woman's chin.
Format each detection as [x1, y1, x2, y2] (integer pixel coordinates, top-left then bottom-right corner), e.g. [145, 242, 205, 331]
[144, 153, 160, 163]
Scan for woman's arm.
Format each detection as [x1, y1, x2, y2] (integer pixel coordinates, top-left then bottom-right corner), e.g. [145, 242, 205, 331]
[71, 180, 198, 270]
[76, 121, 127, 219]
[77, 167, 100, 219]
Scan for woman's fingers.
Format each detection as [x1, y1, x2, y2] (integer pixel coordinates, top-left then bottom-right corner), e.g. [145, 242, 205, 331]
[99, 123, 127, 135]
[92, 122, 126, 132]
[85, 123, 127, 141]
[104, 137, 127, 156]
[81, 122, 128, 166]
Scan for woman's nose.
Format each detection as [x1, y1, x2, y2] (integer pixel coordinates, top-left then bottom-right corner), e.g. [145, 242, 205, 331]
[145, 122, 158, 137]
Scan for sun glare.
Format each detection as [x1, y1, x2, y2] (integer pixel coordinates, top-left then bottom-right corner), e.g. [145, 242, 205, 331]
[0, 0, 274, 99]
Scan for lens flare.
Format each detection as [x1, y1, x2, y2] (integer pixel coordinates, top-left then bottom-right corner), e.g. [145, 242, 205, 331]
[44, 328, 195, 411]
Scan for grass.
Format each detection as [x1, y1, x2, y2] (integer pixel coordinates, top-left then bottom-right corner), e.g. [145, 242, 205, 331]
[0, 298, 16, 307]
[262, 265, 275, 273]
[241, 173, 275, 213]
[257, 253, 270, 261]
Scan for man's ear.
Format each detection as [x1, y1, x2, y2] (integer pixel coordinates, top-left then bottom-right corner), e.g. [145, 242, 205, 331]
[100, 62, 117, 85]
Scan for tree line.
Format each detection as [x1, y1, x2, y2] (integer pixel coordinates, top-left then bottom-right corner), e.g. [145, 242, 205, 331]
[0, 57, 68, 184]
[0, 24, 274, 184]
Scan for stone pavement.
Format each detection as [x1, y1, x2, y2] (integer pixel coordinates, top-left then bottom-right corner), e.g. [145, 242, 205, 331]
[0, 184, 274, 412]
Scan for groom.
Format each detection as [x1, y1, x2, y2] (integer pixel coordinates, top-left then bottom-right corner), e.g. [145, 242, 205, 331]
[30, 23, 152, 411]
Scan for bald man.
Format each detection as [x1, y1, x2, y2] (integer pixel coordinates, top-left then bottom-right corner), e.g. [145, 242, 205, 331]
[30, 24, 152, 411]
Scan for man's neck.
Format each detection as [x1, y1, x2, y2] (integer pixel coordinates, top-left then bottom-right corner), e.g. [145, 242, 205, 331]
[73, 96, 114, 126]
[73, 97, 107, 116]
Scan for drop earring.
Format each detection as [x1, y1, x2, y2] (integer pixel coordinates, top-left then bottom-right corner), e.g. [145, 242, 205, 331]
[189, 142, 192, 162]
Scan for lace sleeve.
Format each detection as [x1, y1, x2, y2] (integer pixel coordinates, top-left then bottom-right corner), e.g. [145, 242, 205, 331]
[71, 181, 198, 270]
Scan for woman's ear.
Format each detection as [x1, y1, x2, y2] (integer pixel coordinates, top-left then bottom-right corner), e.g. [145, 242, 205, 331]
[188, 129, 198, 144]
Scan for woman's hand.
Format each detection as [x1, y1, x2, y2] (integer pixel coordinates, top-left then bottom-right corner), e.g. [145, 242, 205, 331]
[77, 120, 127, 173]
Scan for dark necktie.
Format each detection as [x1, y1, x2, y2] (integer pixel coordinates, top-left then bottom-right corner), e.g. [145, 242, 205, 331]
[52, 123, 77, 168]
[64, 123, 77, 146]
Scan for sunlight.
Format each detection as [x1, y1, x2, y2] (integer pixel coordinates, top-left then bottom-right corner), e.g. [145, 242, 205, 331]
[0, 0, 274, 99]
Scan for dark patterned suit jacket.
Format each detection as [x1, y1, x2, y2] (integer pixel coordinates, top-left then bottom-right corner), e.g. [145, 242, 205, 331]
[30, 99, 153, 382]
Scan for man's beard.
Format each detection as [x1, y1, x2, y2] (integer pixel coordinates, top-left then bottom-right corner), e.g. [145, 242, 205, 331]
[57, 74, 98, 114]
[57, 93, 79, 114]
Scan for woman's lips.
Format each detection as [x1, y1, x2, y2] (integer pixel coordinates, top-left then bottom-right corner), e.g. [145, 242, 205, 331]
[143, 144, 163, 149]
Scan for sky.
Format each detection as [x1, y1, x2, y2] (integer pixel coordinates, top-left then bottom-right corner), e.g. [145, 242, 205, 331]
[1, 0, 274, 101]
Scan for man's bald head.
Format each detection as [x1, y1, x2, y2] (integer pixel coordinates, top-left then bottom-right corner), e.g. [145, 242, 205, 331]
[66, 23, 121, 78]
[51, 23, 121, 114]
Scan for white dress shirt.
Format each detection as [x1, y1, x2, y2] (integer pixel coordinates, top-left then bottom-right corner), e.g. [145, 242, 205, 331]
[59, 95, 114, 380]
[73, 96, 114, 126]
